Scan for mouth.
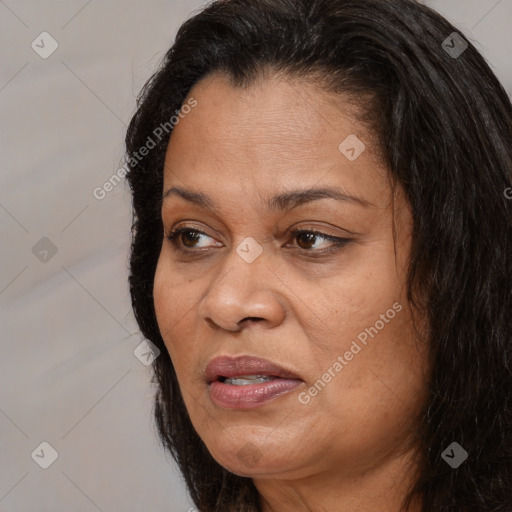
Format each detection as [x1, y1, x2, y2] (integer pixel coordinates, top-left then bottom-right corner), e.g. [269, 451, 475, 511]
[205, 354, 302, 384]
[205, 355, 303, 409]
[217, 375, 279, 385]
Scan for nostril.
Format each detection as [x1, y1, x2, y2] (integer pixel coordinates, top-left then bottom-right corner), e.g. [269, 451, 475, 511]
[239, 317, 264, 326]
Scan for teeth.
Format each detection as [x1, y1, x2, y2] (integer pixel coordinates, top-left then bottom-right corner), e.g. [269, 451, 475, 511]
[223, 375, 276, 386]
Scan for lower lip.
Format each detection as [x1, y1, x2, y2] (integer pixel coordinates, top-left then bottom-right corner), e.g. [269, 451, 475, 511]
[208, 378, 302, 409]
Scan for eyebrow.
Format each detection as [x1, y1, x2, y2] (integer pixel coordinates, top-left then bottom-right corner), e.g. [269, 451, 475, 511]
[162, 185, 373, 211]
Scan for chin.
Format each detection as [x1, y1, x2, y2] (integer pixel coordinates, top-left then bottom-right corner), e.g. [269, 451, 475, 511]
[206, 434, 299, 477]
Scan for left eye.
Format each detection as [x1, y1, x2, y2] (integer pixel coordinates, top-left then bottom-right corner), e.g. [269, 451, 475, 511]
[167, 228, 217, 249]
[289, 229, 350, 251]
[166, 227, 350, 253]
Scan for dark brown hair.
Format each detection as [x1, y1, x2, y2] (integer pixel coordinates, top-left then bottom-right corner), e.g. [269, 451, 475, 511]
[124, 0, 512, 510]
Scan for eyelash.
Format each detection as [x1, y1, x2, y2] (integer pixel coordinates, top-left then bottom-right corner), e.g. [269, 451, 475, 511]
[166, 227, 351, 257]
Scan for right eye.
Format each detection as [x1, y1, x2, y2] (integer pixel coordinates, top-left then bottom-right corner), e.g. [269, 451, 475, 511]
[166, 227, 219, 251]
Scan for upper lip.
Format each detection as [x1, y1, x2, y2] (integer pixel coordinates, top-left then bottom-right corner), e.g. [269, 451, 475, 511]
[205, 355, 302, 383]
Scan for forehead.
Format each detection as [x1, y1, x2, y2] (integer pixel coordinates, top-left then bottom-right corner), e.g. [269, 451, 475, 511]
[162, 72, 389, 208]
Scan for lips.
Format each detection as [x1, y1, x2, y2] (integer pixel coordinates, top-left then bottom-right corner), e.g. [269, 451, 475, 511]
[205, 355, 303, 409]
[204, 355, 301, 384]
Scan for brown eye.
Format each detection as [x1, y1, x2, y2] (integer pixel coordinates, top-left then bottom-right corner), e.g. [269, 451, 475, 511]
[167, 228, 216, 250]
[166, 226, 351, 257]
[290, 229, 351, 252]
[295, 232, 318, 250]
[180, 229, 202, 248]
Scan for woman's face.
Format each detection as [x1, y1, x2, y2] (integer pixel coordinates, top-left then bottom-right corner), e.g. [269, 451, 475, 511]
[153, 72, 428, 482]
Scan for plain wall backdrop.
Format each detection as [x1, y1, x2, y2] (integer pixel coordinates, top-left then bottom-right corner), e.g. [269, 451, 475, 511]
[0, 1, 510, 510]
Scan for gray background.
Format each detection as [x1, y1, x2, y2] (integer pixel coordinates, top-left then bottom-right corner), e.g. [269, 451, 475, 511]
[0, 1, 510, 511]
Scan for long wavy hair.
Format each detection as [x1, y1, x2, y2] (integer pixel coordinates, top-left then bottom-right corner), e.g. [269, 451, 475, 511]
[124, 0, 512, 510]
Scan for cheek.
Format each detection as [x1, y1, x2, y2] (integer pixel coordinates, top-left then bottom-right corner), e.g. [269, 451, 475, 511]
[303, 242, 419, 392]
[153, 256, 174, 333]
[153, 255, 196, 358]
[153, 247, 204, 317]
[153, 257, 206, 403]
[316, 245, 405, 338]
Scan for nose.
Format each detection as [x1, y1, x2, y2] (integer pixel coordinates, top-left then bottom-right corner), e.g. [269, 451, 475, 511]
[197, 247, 287, 332]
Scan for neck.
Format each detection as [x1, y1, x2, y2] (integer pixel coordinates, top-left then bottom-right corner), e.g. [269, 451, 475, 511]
[254, 447, 423, 512]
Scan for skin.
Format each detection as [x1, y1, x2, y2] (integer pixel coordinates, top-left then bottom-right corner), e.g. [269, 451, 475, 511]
[153, 71, 428, 512]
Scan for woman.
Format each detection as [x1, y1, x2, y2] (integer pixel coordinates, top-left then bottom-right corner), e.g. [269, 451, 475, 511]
[124, 0, 512, 510]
